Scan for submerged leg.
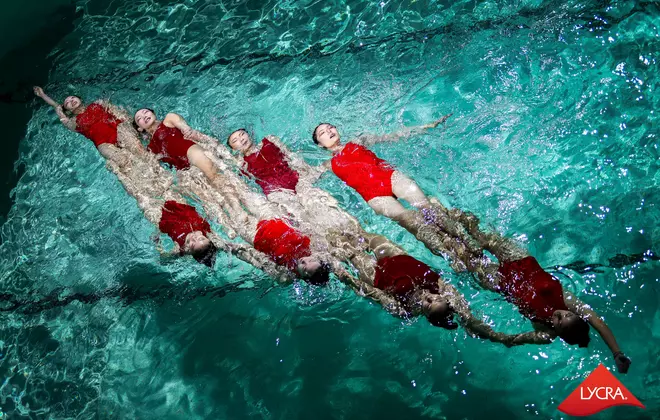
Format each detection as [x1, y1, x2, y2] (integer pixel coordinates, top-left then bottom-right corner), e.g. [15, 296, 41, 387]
[390, 173, 482, 254]
[446, 207, 528, 262]
[393, 210, 478, 273]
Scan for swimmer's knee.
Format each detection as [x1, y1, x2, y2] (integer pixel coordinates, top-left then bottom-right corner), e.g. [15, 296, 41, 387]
[368, 196, 406, 219]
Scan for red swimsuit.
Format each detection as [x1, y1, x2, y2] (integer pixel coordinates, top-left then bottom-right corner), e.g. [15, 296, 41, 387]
[497, 256, 568, 325]
[253, 219, 311, 271]
[331, 142, 395, 202]
[148, 123, 196, 170]
[75, 103, 122, 148]
[374, 255, 440, 298]
[158, 201, 211, 248]
[244, 139, 300, 195]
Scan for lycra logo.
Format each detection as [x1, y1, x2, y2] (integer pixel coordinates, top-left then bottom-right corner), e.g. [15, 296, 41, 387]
[558, 364, 644, 416]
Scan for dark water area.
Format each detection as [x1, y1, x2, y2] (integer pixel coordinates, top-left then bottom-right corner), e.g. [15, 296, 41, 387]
[0, 2, 77, 227]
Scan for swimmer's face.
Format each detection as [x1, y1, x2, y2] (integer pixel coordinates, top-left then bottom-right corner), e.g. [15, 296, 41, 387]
[63, 96, 82, 111]
[422, 295, 449, 317]
[552, 310, 578, 334]
[422, 294, 457, 329]
[314, 123, 340, 148]
[297, 256, 322, 277]
[134, 108, 157, 131]
[228, 129, 253, 153]
[184, 231, 211, 254]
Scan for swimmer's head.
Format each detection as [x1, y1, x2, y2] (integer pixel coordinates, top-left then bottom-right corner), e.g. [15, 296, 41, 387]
[313, 123, 340, 148]
[184, 231, 217, 268]
[227, 128, 253, 154]
[297, 256, 331, 285]
[552, 310, 590, 347]
[62, 96, 83, 112]
[133, 108, 157, 131]
[422, 294, 458, 330]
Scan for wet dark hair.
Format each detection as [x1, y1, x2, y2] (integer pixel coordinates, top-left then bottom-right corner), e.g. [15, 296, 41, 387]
[305, 262, 331, 285]
[227, 128, 248, 147]
[191, 242, 218, 268]
[426, 305, 458, 330]
[312, 123, 329, 145]
[559, 317, 591, 347]
[132, 108, 156, 131]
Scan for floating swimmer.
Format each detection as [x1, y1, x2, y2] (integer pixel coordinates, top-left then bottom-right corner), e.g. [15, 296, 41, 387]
[451, 210, 632, 373]
[312, 119, 487, 272]
[332, 230, 552, 346]
[33, 86, 146, 161]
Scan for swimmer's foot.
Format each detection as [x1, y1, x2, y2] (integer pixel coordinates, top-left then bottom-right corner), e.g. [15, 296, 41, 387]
[425, 113, 454, 129]
[438, 113, 453, 125]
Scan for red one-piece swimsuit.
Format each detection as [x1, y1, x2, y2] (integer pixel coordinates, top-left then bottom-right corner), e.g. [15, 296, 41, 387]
[158, 201, 211, 248]
[244, 138, 300, 195]
[148, 123, 196, 170]
[75, 103, 122, 148]
[331, 142, 395, 202]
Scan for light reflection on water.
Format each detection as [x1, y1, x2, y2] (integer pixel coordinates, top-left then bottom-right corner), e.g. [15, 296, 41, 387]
[0, 0, 658, 418]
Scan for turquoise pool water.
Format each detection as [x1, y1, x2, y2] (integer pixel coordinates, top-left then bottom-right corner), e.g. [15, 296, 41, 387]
[1, 0, 659, 418]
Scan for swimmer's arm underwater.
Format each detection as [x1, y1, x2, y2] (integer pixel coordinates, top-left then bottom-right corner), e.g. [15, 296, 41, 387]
[354, 113, 453, 147]
[509, 330, 554, 346]
[447, 288, 550, 347]
[266, 135, 326, 183]
[166, 113, 240, 164]
[336, 251, 408, 318]
[212, 238, 294, 284]
[564, 291, 631, 373]
[343, 271, 408, 318]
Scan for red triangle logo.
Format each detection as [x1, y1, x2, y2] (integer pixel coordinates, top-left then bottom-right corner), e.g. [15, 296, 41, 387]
[558, 364, 644, 416]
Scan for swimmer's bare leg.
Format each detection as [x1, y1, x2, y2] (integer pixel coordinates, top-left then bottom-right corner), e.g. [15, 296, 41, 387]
[358, 232, 406, 260]
[389, 172, 481, 253]
[445, 206, 528, 262]
[394, 210, 477, 273]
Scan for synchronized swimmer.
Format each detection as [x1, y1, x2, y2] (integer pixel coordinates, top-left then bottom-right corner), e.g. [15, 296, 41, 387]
[33, 86, 631, 372]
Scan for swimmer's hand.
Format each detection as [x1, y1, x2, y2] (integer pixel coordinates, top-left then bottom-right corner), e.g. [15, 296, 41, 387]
[614, 352, 631, 374]
[33, 86, 45, 97]
[423, 113, 453, 130]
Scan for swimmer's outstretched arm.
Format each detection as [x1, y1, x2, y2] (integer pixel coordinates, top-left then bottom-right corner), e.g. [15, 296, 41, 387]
[353, 113, 453, 147]
[33, 86, 75, 130]
[445, 285, 552, 347]
[334, 261, 408, 318]
[564, 291, 631, 373]
[266, 135, 325, 183]
[207, 235, 294, 284]
[164, 113, 239, 163]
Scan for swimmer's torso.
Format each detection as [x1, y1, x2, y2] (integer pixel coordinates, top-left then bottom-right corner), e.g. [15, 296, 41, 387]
[331, 142, 395, 201]
[76, 103, 122, 148]
[244, 138, 299, 195]
[148, 123, 196, 170]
